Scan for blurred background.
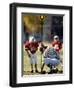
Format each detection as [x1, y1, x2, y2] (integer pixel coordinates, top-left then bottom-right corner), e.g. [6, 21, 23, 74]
[22, 14, 63, 43]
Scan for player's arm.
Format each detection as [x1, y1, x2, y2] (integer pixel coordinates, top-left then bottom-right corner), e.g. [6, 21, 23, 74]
[26, 50, 31, 57]
[24, 41, 31, 57]
[39, 43, 47, 54]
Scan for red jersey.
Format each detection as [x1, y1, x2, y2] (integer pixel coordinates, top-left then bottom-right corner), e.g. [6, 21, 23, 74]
[25, 41, 39, 54]
[52, 41, 62, 52]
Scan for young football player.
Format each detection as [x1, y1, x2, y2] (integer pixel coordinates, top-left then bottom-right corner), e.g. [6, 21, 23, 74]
[52, 35, 62, 53]
[25, 36, 39, 73]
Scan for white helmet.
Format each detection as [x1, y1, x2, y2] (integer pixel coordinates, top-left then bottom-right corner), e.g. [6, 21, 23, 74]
[54, 35, 59, 40]
[29, 36, 36, 42]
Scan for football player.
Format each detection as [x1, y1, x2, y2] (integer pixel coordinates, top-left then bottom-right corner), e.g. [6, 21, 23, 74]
[25, 36, 39, 73]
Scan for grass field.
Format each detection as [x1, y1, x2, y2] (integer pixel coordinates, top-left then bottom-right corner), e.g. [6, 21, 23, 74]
[23, 42, 63, 75]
